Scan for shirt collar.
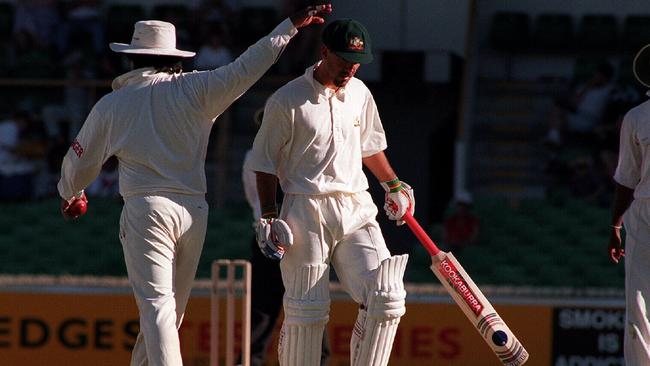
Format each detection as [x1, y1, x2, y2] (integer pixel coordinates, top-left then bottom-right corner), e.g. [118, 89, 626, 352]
[111, 67, 160, 91]
[305, 62, 346, 102]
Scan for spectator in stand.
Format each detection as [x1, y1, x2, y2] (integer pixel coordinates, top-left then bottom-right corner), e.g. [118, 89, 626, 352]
[10, 29, 55, 78]
[545, 61, 615, 146]
[567, 155, 607, 204]
[57, 0, 105, 57]
[441, 191, 480, 253]
[0, 110, 44, 201]
[191, 0, 237, 24]
[42, 50, 94, 144]
[194, 26, 233, 70]
[12, 0, 61, 49]
[190, 0, 238, 47]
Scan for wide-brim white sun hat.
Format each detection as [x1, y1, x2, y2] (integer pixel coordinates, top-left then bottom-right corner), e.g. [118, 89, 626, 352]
[109, 20, 195, 58]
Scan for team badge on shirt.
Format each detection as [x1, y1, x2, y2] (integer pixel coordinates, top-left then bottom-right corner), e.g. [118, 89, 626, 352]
[353, 116, 360, 127]
[71, 139, 84, 158]
[348, 36, 364, 51]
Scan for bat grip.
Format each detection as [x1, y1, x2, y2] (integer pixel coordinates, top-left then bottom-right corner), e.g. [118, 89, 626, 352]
[402, 212, 440, 256]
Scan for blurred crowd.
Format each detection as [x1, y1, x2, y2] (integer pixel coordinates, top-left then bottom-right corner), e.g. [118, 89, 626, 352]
[0, 0, 322, 202]
[542, 60, 645, 207]
[1, 0, 320, 78]
[2, 1, 647, 212]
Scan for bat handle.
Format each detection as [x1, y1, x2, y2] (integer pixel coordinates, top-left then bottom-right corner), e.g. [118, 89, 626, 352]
[402, 212, 441, 256]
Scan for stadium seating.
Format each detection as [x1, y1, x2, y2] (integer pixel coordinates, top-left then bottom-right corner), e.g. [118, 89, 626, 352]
[572, 57, 605, 84]
[577, 14, 618, 52]
[0, 194, 624, 289]
[533, 13, 574, 52]
[622, 15, 650, 53]
[0, 2, 13, 42]
[237, 7, 279, 48]
[105, 4, 146, 44]
[151, 4, 190, 29]
[489, 12, 531, 53]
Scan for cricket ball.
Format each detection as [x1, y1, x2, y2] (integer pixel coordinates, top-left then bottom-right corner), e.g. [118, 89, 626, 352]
[69, 200, 87, 217]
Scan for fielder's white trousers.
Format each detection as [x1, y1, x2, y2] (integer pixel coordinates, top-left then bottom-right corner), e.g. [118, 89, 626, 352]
[623, 198, 650, 365]
[120, 193, 208, 366]
[280, 191, 391, 308]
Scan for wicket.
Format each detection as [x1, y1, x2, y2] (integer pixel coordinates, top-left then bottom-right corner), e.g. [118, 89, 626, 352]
[211, 259, 252, 366]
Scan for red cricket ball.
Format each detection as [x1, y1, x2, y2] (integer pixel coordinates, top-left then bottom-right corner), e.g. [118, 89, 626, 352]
[68, 199, 87, 217]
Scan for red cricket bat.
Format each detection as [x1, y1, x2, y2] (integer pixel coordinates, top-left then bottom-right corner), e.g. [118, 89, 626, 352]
[403, 212, 529, 366]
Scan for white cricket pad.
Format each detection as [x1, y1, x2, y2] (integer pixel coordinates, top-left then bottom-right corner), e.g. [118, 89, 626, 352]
[278, 264, 330, 366]
[351, 254, 408, 366]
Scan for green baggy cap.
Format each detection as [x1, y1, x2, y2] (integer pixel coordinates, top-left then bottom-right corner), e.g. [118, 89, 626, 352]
[322, 19, 373, 64]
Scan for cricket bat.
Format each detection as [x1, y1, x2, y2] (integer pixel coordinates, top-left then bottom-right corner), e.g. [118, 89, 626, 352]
[403, 212, 529, 366]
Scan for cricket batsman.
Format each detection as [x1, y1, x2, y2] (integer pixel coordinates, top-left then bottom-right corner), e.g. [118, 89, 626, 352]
[246, 18, 414, 366]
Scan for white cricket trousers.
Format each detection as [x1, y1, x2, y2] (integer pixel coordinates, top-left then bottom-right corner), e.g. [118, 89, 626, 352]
[280, 190, 392, 306]
[623, 198, 650, 365]
[119, 193, 209, 366]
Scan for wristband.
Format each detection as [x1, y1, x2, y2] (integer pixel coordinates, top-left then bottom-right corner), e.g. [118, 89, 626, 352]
[611, 225, 622, 230]
[383, 178, 402, 193]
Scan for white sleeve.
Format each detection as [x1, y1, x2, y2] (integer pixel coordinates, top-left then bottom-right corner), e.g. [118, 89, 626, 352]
[185, 18, 298, 120]
[244, 98, 291, 175]
[360, 90, 387, 157]
[57, 105, 111, 200]
[614, 111, 641, 189]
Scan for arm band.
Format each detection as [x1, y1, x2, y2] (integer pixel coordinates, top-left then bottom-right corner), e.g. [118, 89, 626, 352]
[384, 178, 402, 193]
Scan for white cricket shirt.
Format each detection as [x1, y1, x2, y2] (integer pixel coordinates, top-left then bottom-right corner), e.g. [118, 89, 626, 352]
[614, 96, 650, 198]
[245, 63, 387, 195]
[58, 19, 297, 200]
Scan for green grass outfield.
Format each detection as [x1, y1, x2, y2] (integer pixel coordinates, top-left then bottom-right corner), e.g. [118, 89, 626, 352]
[0, 198, 252, 279]
[0, 196, 625, 288]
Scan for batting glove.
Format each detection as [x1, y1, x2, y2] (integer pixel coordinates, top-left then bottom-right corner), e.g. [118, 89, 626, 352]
[256, 218, 294, 261]
[381, 179, 415, 226]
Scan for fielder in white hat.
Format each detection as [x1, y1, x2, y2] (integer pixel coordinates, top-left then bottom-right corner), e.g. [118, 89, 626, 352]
[57, 4, 332, 365]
